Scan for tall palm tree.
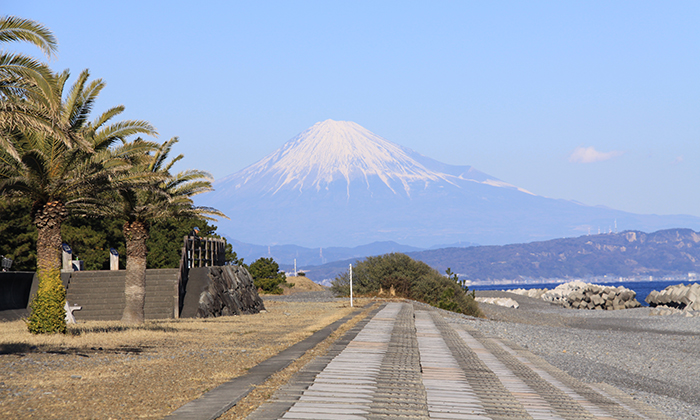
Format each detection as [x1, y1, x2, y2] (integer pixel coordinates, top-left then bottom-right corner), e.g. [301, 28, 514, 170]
[0, 68, 156, 332]
[96, 137, 225, 324]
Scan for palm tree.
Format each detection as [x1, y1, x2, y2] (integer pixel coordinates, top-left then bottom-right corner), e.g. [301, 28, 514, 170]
[97, 137, 225, 324]
[0, 68, 156, 332]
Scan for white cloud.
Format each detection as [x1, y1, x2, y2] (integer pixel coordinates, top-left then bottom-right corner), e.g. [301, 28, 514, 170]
[672, 156, 684, 165]
[568, 146, 623, 163]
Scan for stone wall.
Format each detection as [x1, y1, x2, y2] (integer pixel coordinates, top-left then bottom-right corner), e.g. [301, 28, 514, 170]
[64, 269, 179, 321]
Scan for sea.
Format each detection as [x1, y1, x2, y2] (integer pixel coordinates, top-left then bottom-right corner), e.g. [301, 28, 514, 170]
[470, 279, 697, 306]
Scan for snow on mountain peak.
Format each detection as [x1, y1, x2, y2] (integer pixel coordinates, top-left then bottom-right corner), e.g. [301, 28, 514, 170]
[230, 119, 453, 196]
[219, 119, 522, 198]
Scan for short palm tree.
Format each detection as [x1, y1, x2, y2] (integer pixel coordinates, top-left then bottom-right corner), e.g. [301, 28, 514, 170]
[0, 68, 156, 333]
[97, 137, 226, 324]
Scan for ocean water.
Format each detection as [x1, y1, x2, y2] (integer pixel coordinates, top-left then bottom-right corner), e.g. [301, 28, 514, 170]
[470, 279, 698, 306]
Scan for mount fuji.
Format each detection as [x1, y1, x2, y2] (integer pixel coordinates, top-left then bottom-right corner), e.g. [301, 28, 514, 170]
[198, 120, 700, 248]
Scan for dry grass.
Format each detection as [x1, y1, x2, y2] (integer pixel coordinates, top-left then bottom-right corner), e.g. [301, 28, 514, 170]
[281, 276, 327, 294]
[0, 299, 368, 419]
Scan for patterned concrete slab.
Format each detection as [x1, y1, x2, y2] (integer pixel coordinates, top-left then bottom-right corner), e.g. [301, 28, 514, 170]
[246, 302, 672, 420]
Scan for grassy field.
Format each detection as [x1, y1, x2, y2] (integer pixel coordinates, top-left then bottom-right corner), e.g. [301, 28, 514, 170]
[0, 298, 372, 419]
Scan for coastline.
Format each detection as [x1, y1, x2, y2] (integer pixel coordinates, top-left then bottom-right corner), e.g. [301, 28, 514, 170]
[462, 290, 700, 419]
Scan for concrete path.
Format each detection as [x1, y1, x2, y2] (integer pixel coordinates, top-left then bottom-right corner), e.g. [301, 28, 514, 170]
[247, 302, 672, 420]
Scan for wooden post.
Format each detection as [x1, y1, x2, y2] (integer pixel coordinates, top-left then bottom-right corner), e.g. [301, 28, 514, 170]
[206, 239, 210, 266]
[198, 240, 202, 267]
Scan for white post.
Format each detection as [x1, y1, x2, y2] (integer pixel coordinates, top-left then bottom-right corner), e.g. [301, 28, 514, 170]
[294, 258, 297, 277]
[349, 263, 353, 307]
[61, 243, 72, 272]
[109, 248, 119, 271]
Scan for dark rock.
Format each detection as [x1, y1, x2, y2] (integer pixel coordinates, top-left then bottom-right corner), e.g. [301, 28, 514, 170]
[184, 266, 265, 318]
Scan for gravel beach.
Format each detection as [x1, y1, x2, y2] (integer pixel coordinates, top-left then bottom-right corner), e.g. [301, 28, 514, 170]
[454, 290, 700, 419]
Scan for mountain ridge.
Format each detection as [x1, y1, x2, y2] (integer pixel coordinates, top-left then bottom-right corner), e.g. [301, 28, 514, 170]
[407, 228, 700, 281]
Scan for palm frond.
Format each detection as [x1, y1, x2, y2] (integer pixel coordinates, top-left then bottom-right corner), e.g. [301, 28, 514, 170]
[61, 69, 90, 128]
[89, 105, 125, 133]
[91, 120, 157, 150]
[0, 16, 58, 57]
[70, 77, 105, 130]
[0, 53, 55, 99]
[150, 137, 178, 173]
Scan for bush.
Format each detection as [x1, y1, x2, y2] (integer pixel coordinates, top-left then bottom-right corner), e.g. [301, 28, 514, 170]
[297, 271, 306, 277]
[331, 253, 483, 317]
[27, 269, 67, 334]
[248, 257, 287, 294]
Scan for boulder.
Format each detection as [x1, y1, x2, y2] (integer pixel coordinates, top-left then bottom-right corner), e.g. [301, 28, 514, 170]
[182, 265, 265, 318]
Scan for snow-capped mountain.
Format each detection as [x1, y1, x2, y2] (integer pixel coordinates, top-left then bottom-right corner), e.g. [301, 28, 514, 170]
[215, 119, 528, 199]
[199, 120, 700, 248]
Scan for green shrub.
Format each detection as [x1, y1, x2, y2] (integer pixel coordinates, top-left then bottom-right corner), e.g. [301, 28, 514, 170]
[248, 257, 287, 294]
[27, 268, 67, 334]
[331, 253, 483, 317]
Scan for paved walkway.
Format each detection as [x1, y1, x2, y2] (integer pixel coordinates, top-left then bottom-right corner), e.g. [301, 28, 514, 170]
[247, 302, 671, 420]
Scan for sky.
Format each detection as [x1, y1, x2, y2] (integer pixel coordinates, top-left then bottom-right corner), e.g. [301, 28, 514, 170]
[5, 1, 700, 218]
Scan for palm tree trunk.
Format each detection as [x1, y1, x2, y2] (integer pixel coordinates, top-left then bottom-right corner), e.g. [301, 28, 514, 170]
[34, 201, 66, 271]
[27, 201, 67, 334]
[122, 220, 149, 324]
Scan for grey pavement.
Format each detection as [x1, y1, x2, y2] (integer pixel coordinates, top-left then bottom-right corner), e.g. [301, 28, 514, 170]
[247, 302, 673, 420]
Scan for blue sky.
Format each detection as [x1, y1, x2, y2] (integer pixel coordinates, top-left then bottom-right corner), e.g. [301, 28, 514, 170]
[5, 1, 700, 218]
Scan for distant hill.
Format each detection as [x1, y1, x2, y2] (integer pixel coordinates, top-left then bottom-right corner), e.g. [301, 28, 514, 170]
[408, 228, 700, 281]
[297, 228, 700, 285]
